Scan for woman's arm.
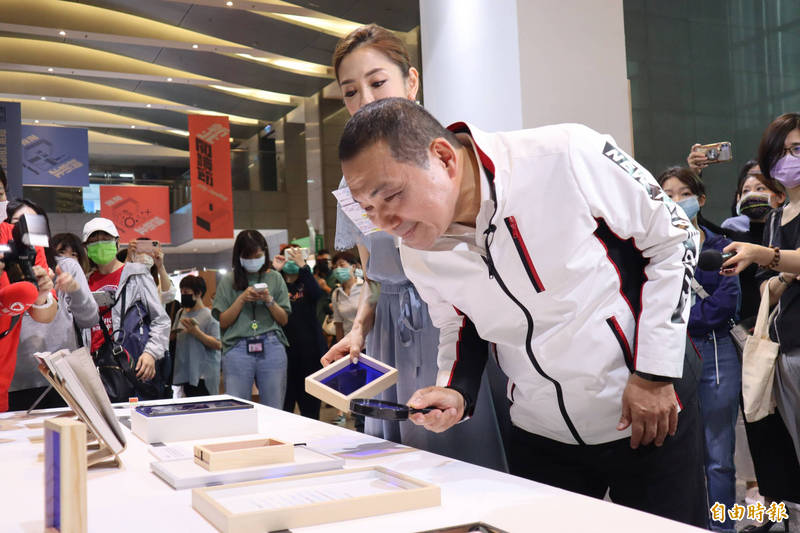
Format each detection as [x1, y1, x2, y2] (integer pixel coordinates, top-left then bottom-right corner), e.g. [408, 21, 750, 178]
[218, 291, 249, 329]
[722, 242, 800, 275]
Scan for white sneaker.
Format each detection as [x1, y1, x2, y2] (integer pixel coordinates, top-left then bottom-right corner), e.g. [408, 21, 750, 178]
[745, 487, 765, 507]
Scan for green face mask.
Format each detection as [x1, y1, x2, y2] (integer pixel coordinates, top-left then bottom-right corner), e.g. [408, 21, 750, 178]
[87, 240, 117, 266]
[282, 260, 300, 275]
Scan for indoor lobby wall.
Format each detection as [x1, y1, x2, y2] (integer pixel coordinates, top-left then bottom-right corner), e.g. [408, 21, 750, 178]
[420, 0, 633, 153]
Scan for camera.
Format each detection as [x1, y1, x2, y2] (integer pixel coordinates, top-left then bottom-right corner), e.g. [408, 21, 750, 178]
[0, 213, 50, 284]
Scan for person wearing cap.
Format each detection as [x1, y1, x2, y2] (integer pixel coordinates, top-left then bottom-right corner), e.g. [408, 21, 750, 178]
[0, 199, 56, 411]
[83, 217, 170, 391]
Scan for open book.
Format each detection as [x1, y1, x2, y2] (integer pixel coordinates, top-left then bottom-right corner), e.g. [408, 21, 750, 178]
[36, 348, 126, 458]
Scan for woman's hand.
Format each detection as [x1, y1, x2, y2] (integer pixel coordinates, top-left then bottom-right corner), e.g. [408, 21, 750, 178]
[54, 265, 79, 293]
[135, 352, 156, 381]
[286, 247, 306, 268]
[239, 286, 261, 303]
[721, 242, 771, 275]
[687, 144, 709, 174]
[272, 254, 286, 271]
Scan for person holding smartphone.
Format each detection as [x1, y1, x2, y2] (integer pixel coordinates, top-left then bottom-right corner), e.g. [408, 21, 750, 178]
[273, 245, 326, 419]
[126, 238, 176, 305]
[172, 275, 221, 397]
[212, 230, 291, 408]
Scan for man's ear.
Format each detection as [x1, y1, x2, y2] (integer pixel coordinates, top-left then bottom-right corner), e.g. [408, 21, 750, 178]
[698, 194, 707, 208]
[430, 138, 458, 178]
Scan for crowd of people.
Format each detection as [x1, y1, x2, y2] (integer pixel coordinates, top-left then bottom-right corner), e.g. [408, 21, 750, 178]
[0, 21, 797, 533]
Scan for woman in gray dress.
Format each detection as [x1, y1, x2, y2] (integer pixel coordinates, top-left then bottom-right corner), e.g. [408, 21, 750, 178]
[322, 24, 507, 471]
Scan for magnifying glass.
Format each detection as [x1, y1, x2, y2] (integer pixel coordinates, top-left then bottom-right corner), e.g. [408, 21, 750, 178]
[349, 399, 433, 420]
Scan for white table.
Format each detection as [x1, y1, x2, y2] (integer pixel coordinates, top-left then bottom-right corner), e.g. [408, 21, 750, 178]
[0, 395, 703, 532]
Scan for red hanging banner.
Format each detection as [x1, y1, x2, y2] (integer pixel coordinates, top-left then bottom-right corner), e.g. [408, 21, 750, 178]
[100, 185, 171, 244]
[188, 115, 234, 239]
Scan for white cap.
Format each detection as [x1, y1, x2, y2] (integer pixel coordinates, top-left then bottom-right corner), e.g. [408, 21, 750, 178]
[82, 217, 119, 242]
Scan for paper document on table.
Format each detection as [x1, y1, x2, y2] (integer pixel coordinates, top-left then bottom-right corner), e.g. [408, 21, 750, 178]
[332, 186, 381, 236]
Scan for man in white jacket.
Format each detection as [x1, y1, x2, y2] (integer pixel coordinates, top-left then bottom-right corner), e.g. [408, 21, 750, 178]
[339, 98, 706, 527]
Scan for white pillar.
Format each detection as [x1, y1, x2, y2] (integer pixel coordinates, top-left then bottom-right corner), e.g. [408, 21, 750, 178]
[420, 0, 633, 153]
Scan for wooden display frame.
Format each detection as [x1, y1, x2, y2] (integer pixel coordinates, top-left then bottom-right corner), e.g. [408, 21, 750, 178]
[44, 418, 87, 533]
[192, 466, 440, 533]
[304, 354, 398, 413]
[37, 352, 125, 469]
[194, 438, 293, 471]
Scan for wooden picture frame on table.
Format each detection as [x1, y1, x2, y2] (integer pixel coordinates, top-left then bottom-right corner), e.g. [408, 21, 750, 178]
[304, 353, 398, 413]
[192, 466, 440, 533]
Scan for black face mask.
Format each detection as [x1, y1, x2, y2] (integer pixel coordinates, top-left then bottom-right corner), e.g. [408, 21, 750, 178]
[317, 260, 331, 275]
[181, 294, 196, 308]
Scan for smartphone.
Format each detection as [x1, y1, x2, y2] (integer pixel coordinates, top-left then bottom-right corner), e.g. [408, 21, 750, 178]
[298, 247, 310, 260]
[92, 290, 114, 308]
[136, 240, 159, 253]
[696, 142, 732, 163]
[253, 282, 268, 293]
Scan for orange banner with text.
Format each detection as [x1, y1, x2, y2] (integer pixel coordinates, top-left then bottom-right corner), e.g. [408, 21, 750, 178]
[188, 115, 234, 239]
[100, 185, 171, 244]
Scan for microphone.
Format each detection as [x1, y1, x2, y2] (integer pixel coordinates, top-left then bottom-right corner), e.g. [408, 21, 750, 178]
[0, 281, 40, 316]
[697, 249, 735, 271]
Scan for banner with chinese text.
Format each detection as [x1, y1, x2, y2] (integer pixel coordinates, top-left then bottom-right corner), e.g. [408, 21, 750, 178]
[21, 125, 89, 187]
[188, 115, 233, 239]
[0, 102, 22, 198]
[100, 185, 171, 244]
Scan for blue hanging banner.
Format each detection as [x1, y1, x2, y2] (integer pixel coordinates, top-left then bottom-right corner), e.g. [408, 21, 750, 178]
[21, 125, 89, 187]
[0, 102, 23, 198]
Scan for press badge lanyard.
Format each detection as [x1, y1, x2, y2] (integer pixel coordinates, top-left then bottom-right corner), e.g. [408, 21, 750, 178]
[249, 273, 263, 333]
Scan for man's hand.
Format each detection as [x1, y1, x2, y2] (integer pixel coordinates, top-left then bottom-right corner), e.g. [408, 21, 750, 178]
[153, 244, 164, 269]
[135, 352, 156, 381]
[321, 328, 364, 366]
[617, 373, 679, 449]
[33, 265, 54, 302]
[285, 247, 306, 268]
[407, 387, 464, 433]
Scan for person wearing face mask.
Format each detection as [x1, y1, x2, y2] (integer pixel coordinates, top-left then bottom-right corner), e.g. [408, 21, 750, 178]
[330, 252, 363, 343]
[719, 114, 800, 530]
[658, 167, 741, 533]
[323, 24, 508, 472]
[171, 275, 221, 397]
[273, 245, 325, 419]
[83, 217, 171, 398]
[212, 230, 290, 408]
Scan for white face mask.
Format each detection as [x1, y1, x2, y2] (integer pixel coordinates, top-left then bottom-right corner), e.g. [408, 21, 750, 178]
[135, 254, 155, 268]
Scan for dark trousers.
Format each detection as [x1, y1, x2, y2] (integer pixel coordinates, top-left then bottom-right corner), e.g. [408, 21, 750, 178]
[8, 386, 66, 412]
[183, 380, 210, 398]
[283, 361, 321, 420]
[509, 393, 707, 529]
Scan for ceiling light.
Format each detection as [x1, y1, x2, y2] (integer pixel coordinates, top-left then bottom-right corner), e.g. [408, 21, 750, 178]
[58, 30, 66, 36]
[226, 1, 233, 6]
[219, 268, 228, 275]
[266, 14, 360, 38]
[146, 104, 152, 108]
[34, 120, 39, 123]
[167, 129, 190, 137]
[40, 96, 46, 100]
[131, 125, 136, 129]
[235, 53, 330, 77]
[192, 44, 199, 49]
[167, 77, 173, 82]
[47, 68, 53, 72]
[209, 84, 293, 105]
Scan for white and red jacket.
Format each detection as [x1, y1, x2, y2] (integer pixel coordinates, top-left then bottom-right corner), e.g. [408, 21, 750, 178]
[400, 122, 699, 445]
